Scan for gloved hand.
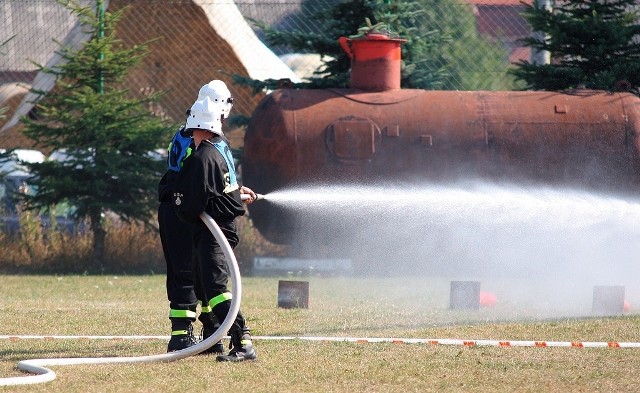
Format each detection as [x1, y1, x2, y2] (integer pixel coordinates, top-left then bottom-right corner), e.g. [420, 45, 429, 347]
[240, 186, 257, 204]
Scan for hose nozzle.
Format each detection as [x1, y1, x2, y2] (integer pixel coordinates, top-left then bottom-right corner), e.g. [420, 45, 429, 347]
[241, 193, 265, 202]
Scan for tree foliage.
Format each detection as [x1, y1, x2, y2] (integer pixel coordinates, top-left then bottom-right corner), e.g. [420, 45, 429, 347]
[235, 0, 514, 93]
[510, 0, 640, 93]
[420, 0, 514, 90]
[236, 0, 376, 91]
[20, 0, 173, 263]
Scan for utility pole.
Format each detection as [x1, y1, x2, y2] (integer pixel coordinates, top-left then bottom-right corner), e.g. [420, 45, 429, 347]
[530, 0, 551, 65]
[96, 0, 104, 94]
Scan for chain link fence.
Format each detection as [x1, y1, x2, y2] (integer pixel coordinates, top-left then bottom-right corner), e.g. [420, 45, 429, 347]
[1, 0, 534, 146]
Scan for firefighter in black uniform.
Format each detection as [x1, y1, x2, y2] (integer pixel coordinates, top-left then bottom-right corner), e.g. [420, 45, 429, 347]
[158, 122, 200, 352]
[173, 90, 258, 362]
[158, 80, 237, 353]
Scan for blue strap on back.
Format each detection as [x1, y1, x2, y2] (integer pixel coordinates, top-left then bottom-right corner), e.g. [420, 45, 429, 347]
[212, 139, 238, 193]
[167, 126, 192, 172]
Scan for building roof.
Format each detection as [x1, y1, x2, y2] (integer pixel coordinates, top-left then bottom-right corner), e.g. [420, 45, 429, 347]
[0, 0, 299, 146]
[474, 1, 531, 38]
[0, 0, 89, 74]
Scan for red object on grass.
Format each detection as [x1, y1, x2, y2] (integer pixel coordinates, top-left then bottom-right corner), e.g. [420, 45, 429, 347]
[480, 291, 497, 307]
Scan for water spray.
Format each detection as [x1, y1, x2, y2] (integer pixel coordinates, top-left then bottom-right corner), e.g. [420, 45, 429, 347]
[0, 212, 241, 387]
[3, 186, 640, 386]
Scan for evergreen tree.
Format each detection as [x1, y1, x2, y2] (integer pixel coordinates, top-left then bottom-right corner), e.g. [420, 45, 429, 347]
[511, 0, 640, 92]
[236, 0, 513, 92]
[237, 0, 376, 91]
[373, 1, 452, 89]
[238, 0, 452, 91]
[422, 0, 514, 90]
[20, 0, 173, 264]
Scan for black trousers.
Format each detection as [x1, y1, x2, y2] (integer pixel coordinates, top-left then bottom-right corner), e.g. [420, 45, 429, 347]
[193, 219, 246, 332]
[158, 201, 199, 314]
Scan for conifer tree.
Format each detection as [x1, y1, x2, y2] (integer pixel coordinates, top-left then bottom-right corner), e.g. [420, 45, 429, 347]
[236, 0, 512, 92]
[237, 0, 377, 91]
[422, 0, 514, 90]
[20, 0, 173, 264]
[511, 0, 640, 93]
[238, 0, 452, 91]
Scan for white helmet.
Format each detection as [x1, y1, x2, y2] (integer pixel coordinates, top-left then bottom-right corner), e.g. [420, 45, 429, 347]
[197, 80, 234, 119]
[185, 97, 224, 134]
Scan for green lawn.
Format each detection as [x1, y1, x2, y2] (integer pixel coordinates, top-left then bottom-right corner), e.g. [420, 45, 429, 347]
[1, 275, 639, 392]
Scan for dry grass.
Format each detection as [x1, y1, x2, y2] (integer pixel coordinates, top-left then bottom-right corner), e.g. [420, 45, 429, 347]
[0, 208, 93, 272]
[0, 210, 282, 274]
[1, 275, 640, 392]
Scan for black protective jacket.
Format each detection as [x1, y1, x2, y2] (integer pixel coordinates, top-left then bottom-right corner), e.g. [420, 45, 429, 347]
[158, 170, 179, 203]
[172, 136, 245, 225]
[158, 125, 193, 203]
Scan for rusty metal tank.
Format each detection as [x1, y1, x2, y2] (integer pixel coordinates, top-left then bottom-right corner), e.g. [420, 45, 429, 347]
[242, 34, 640, 244]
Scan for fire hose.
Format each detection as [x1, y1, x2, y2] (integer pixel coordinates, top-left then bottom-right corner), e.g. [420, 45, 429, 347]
[0, 211, 242, 386]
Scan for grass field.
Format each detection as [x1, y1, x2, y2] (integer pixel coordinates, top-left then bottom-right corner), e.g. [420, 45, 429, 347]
[1, 274, 640, 392]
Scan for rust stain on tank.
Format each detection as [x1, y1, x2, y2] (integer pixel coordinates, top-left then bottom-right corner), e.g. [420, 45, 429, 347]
[245, 88, 640, 190]
[243, 88, 640, 243]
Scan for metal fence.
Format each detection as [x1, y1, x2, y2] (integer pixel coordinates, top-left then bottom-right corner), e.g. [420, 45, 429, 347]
[1, 0, 534, 136]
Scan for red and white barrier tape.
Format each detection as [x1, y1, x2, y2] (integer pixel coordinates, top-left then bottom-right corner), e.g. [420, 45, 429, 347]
[0, 335, 169, 341]
[3, 335, 639, 348]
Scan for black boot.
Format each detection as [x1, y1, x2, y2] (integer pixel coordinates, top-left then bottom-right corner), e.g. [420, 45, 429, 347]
[167, 320, 197, 352]
[198, 312, 225, 355]
[216, 328, 257, 362]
